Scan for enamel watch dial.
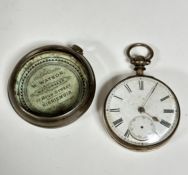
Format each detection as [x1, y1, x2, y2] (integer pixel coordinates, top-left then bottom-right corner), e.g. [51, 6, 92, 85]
[8, 45, 95, 128]
[104, 43, 180, 150]
[104, 76, 180, 150]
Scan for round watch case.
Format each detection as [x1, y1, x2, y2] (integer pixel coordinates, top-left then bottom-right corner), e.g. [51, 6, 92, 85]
[8, 45, 96, 128]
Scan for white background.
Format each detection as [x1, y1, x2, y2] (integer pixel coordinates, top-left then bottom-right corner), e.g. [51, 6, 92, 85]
[0, 0, 188, 174]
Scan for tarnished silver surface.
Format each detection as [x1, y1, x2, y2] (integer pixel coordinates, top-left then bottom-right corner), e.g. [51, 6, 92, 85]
[8, 45, 96, 128]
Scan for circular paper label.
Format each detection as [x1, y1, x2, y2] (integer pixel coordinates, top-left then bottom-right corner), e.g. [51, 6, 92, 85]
[15, 51, 88, 116]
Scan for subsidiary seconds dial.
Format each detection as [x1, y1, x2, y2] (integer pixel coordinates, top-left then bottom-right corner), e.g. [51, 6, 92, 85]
[104, 76, 180, 150]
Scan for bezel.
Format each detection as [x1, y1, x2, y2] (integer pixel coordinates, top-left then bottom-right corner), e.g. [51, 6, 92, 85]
[104, 75, 180, 151]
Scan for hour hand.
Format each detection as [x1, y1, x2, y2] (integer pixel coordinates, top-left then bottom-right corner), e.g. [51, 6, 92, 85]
[144, 112, 171, 128]
[138, 107, 160, 122]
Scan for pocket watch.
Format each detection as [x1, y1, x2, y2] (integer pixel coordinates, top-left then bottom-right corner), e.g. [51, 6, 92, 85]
[104, 43, 180, 150]
[8, 45, 96, 128]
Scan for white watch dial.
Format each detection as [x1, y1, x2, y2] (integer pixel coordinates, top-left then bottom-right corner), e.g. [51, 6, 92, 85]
[104, 76, 180, 149]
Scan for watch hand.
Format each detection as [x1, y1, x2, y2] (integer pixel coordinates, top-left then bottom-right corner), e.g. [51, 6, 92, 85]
[139, 108, 172, 129]
[138, 107, 160, 122]
[142, 82, 158, 107]
[144, 111, 160, 122]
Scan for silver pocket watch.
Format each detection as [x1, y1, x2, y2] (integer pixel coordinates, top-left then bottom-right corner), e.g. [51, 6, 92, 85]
[104, 43, 180, 150]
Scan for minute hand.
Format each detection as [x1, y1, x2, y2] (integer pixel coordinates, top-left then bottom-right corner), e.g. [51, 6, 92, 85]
[142, 82, 158, 107]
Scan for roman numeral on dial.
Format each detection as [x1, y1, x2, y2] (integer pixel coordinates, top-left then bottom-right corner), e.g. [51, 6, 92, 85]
[160, 119, 171, 128]
[124, 84, 132, 93]
[164, 109, 174, 113]
[139, 80, 144, 90]
[124, 129, 130, 138]
[160, 95, 170, 102]
[113, 95, 123, 100]
[109, 108, 120, 112]
[113, 118, 123, 127]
